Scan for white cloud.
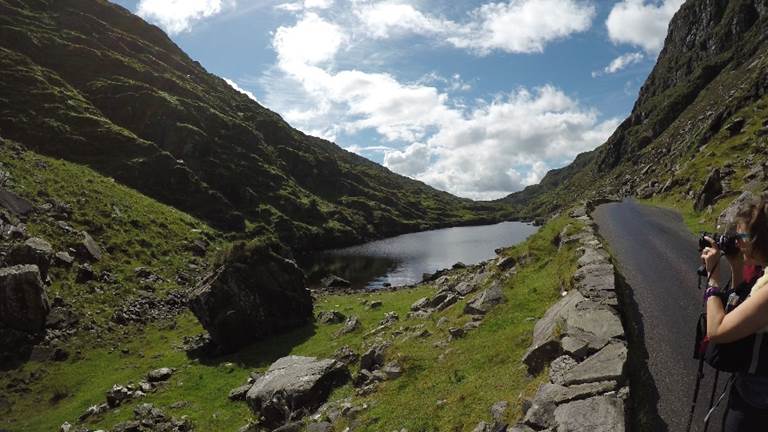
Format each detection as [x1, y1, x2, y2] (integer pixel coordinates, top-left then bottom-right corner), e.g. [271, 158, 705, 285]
[223, 78, 260, 103]
[606, 0, 684, 53]
[449, 0, 596, 54]
[273, 12, 346, 67]
[354, 0, 595, 55]
[592, 51, 645, 77]
[383, 142, 431, 176]
[410, 86, 620, 198]
[136, 0, 233, 34]
[263, 8, 617, 199]
[276, 0, 333, 12]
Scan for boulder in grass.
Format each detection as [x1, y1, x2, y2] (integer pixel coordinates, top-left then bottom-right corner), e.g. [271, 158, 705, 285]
[0, 265, 49, 332]
[147, 367, 174, 382]
[77, 231, 102, 261]
[6, 237, 53, 279]
[0, 188, 33, 216]
[463, 283, 506, 315]
[246, 356, 350, 429]
[188, 246, 312, 353]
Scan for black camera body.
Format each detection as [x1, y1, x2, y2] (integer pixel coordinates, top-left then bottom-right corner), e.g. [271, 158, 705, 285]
[698, 232, 739, 256]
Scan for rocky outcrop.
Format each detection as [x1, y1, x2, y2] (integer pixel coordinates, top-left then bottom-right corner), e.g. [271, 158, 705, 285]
[513, 204, 629, 432]
[245, 355, 350, 429]
[188, 247, 312, 353]
[694, 168, 724, 212]
[0, 265, 49, 332]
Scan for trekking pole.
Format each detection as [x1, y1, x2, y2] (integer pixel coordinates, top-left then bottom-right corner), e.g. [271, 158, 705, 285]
[686, 355, 706, 432]
[703, 369, 720, 432]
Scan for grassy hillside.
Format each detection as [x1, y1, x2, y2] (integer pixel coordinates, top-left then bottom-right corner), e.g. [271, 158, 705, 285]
[0, 0, 513, 252]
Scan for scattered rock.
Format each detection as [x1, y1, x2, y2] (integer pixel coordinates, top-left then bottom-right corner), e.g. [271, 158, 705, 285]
[77, 231, 102, 261]
[360, 343, 388, 371]
[333, 345, 358, 365]
[229, 384, 252, 401]
[411, 297, 430, 311]
[187, 248, 312, 353]
[0, 187, 33, 216]
[496, 255, 516, 271]
[335, 316, 360, 336]
[0, 265, 49, 332]
[316, 310, 346, 324]
[53, 251, 74, 267]
[463, 284, 506, 315]
[368, 300, 383, 309]
[448, 327, 465, 340]
[380, 361, 403, 380]
[6, 237, 53, 279]
[147, 367, 174, 382]
[45, 306, 79, 330]
[245, 356, 350, 429]
[75, 263, 96, 283]
[379, 311, 399, 326]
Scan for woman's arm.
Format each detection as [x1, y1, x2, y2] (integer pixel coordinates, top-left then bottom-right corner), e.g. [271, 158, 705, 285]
[707, 283, 768, 343]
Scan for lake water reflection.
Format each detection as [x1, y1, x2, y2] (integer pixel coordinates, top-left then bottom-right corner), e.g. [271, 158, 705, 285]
[298, 221, 538, 290]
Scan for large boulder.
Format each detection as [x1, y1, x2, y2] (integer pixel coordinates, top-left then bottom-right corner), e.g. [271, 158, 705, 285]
[0, 265, 49, 332]
[246, 356, 350, 428]
[188, 246, 312, 352]
[463, 283, 506, 315]
[0, 187, 33, 216]
[6, 237, 53, 279]
[694, 168, 723, 212]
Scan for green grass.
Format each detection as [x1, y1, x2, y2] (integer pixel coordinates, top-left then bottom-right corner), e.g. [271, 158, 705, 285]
[0, 200, 579, 431]
[0, 145, 221, 327]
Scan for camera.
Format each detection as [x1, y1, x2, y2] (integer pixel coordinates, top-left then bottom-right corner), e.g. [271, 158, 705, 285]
[698, 232, 739, 256]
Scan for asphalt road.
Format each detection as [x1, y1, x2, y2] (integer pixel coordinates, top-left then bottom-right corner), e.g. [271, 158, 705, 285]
[593, 199, 729, 432]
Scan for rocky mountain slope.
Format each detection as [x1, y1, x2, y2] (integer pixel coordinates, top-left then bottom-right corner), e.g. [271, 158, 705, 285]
[503, 0, 768, 221]
[0, 0, 511, 251]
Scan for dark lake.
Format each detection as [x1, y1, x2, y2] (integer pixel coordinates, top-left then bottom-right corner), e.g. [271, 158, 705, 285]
[297, 221, 538, 290]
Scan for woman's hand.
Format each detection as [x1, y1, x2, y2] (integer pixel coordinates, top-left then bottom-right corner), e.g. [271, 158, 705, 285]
[701, 236, 721, 283]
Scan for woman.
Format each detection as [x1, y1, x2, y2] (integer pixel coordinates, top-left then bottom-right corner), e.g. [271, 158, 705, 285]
[701, 198, 768, 430]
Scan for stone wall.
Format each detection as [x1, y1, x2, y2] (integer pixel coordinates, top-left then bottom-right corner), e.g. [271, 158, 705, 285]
[512, 202, 630, 432]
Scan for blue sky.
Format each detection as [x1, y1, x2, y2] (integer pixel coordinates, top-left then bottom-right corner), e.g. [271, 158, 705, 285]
[110, 0, 683, 199]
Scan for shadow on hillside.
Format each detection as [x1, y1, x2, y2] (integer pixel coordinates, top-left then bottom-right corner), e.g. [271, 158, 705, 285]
[615, 270, 668, 432]
[187, 323, 318, 370]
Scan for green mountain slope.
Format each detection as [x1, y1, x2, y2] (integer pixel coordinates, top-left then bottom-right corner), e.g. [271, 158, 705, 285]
[0, 0, 511, 251]
[502, 0, 768, 221]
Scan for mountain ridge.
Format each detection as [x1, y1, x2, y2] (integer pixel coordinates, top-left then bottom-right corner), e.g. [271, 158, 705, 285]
[0, 0, 512, 252]
[502, 0, 768, 220]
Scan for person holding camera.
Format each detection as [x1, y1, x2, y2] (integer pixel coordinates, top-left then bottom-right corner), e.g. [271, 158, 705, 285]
[701, 198, 768, 430]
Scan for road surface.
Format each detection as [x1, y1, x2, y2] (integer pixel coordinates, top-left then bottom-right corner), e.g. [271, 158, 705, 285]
[593, 199, 729, 432]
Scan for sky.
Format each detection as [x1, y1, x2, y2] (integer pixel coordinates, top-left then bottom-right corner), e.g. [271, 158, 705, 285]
[110, 0, 685, 200]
